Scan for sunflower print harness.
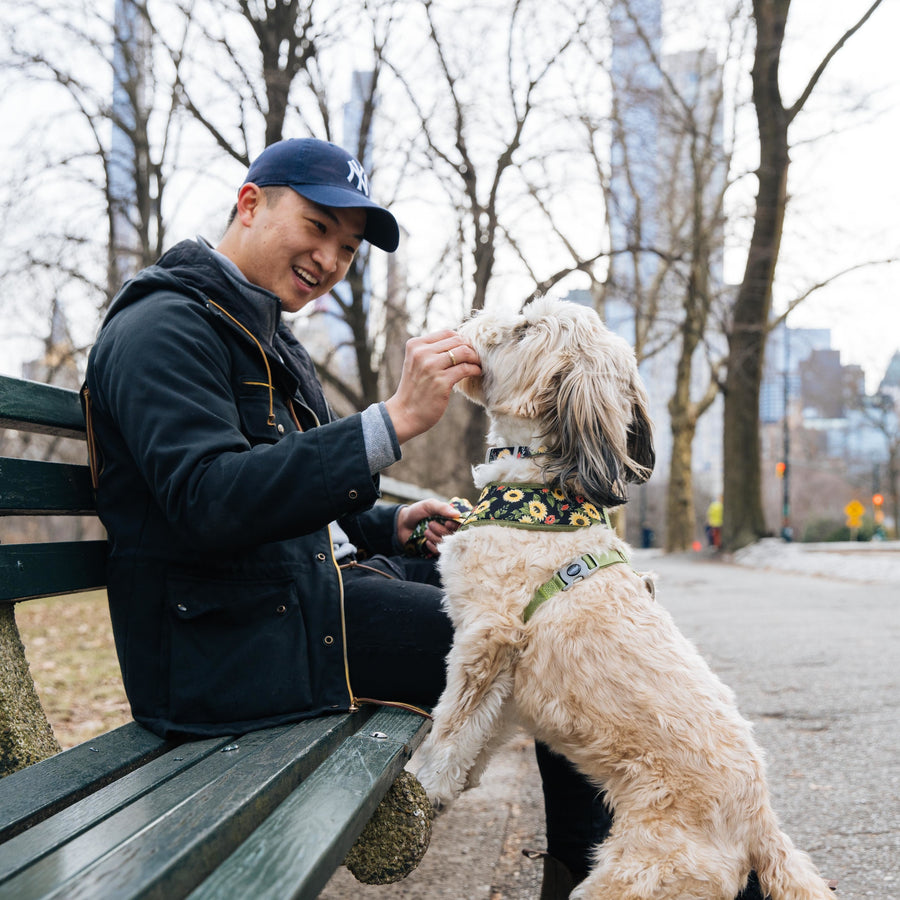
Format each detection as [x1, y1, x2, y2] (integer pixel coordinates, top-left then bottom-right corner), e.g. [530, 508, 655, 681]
[456, 450, 631, 622]
[459, 482, 612, 531]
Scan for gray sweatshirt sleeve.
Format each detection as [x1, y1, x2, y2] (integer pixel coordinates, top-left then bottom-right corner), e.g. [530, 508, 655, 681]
[361, 402, 401, 474]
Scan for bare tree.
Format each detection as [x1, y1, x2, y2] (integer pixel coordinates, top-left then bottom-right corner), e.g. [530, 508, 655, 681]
[167, 0, 328, 162]
[0, 0, 198, 364]
[568, 1, 749, 549]
[381, 0, 602, 479]
[721, 0, 886, 550]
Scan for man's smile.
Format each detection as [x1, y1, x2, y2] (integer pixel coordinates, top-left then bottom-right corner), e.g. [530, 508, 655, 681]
[293, 266, 320, 288]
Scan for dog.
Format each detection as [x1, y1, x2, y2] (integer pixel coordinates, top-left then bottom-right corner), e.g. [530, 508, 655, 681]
[414, 297, 833, 899]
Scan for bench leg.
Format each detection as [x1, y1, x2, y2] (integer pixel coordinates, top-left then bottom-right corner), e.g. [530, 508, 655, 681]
[343, 770, 435, 884]
[0, 605, 61, 776]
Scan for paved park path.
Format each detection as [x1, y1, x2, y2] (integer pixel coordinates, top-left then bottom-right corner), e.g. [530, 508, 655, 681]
[322, 543, 900, 900]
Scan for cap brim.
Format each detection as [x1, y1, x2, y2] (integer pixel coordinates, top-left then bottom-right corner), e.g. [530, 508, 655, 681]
[290, 184, 399, 253]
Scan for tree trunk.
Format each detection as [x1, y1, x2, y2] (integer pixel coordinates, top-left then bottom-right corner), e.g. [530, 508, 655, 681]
[722, 0, 790, 550]
[666, 413, 697, 551]
[0, 606, 60, 777]
[665, 174, 717, 552]
[888, 451, 899, 538]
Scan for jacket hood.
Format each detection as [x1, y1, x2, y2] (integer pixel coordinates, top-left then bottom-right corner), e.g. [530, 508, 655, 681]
[102, 239, 282, 345]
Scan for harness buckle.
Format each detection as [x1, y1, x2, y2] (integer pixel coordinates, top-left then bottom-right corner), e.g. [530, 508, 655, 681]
[558, 557, 594, 590]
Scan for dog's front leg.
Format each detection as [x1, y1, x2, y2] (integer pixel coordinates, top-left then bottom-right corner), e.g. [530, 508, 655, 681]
[416, 623, 516, 809]
[463, 706, 519, 792]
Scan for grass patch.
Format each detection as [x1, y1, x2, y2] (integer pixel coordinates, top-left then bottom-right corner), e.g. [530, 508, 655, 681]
[15, 590, 131, 750]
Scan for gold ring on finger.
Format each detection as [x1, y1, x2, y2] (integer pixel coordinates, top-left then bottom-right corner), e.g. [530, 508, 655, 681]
[447, 349, 457, 367]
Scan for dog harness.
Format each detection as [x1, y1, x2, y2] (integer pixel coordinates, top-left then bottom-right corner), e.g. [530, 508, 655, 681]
[458, 454, 630, 622]
[522, 548, 630, 622]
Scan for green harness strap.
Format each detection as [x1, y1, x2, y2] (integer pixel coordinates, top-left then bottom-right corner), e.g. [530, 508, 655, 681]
[454, 477, 628, 623]
[523, 548, 629, 623]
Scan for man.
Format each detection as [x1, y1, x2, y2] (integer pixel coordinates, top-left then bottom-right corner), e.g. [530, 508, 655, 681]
[84, 137, 478, 737]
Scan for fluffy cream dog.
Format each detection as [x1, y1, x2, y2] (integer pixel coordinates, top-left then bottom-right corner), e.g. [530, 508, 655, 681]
[415, 297, 833, 900]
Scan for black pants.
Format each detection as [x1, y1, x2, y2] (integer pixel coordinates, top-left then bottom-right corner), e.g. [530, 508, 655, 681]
[341, 555, 611, 881]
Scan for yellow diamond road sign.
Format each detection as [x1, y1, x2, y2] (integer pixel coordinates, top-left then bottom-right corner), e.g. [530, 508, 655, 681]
[845, 499, 865, 527]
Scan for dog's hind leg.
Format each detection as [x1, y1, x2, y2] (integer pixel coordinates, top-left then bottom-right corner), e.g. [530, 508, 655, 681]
[415, 623, 517, 808]
[750, 810, 835, 900]
[571, 824, 744, 900]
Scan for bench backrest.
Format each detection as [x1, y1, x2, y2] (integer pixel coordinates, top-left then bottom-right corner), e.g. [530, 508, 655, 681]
[0, 374, 430, 607]
[0, 374, 106, 603]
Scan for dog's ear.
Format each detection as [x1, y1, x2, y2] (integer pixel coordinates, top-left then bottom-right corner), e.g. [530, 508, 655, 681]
[625, 377, 655, 484]
[538, 333, 654, 508]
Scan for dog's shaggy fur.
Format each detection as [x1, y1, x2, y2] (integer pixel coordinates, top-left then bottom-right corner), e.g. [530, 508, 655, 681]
[415, 298, 832, 900]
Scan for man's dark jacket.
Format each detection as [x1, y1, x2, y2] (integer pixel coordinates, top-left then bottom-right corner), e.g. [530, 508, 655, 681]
[84, 239, 399, 738]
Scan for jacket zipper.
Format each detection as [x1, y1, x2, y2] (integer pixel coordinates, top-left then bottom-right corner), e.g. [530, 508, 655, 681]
[327, 526, 358, 711]
[81, 386, 101, 490]
[205, 298, 277, 427]
[298, 401, 356, 711]
[205, 296, 357, 711]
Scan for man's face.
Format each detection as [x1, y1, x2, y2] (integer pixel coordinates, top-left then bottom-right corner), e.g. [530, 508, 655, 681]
[232, 186, 367, 313]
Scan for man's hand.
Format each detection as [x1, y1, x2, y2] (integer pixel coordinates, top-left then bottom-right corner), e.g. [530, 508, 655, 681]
[384, 330, 481, 445]
[397, 498, 468, 557]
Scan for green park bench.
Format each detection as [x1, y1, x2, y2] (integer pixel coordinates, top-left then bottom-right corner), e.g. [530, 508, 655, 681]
[0, 373, 433, 899]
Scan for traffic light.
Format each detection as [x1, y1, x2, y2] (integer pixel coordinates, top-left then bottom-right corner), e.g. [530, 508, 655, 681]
[873, 493, 885, 525]
[775, 461, 786, 479]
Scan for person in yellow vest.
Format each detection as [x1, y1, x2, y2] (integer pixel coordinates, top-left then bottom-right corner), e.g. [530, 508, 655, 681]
[706, 496, 723, 548]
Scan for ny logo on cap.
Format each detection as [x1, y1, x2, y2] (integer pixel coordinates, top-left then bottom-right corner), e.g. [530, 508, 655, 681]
[346, 160, 370, 196]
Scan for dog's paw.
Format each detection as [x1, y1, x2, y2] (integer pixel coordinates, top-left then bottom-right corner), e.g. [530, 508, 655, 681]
[415, 765, 462, 811]
[423, 784, 458, 813]
[429, 795, 453, 817]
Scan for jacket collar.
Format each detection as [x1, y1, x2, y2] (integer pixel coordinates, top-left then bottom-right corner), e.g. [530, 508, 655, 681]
[104, 238, 331, 426]
[104, 238, 281, 348]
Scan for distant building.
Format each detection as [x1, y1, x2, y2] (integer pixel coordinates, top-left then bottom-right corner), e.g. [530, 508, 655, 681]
[607, 0, 662, 306]
[761, 324, 889, 474]
[799, 349, 847, 419]
[879, 350, 900, 392]
[759, 323, 831, 424]
[22, 301, 80, 390]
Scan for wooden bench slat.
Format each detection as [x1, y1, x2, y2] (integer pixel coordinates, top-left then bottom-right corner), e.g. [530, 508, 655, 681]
[187, 706, 431, 900]
[0, 376, 85, 440]
[0, 458, 96, 515]
[0, 736, 234, 882]
[0, 542, 107, 603]
[2, 712, 371, 900]
[0, 722, 169, 842]
[1, 725, 296, 899]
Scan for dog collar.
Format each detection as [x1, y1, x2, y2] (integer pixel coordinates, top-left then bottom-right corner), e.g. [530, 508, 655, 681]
[485, 445, 545, 463]
[459, 482, 611, 531]
[524, 549, 629, 622]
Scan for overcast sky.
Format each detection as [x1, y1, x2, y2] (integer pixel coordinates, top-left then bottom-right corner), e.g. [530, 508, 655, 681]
[770, 0, 900, 391]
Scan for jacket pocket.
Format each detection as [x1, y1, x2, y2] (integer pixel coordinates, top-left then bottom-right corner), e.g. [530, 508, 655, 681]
[237, 383, 294, 444]
[165, 574, 312, 724]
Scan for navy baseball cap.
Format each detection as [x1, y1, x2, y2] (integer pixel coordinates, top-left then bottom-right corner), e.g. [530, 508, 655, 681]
[244, 138, 400, 252]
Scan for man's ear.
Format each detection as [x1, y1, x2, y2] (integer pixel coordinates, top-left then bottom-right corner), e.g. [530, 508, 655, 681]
[235, 183, 264, 225]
